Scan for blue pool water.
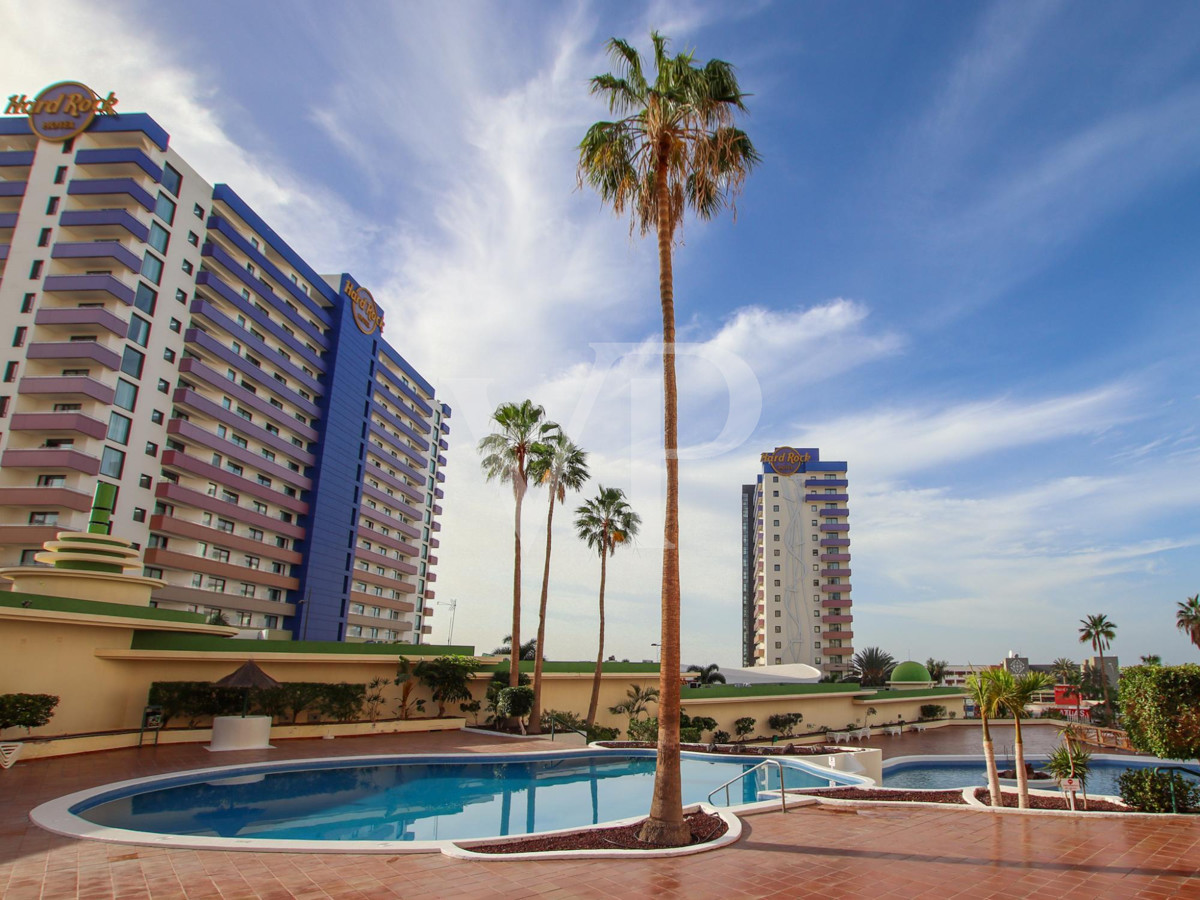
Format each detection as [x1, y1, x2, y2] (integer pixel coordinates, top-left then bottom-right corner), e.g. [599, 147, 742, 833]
[74, 752, 849, 842]
[883, 757, 1199, 797]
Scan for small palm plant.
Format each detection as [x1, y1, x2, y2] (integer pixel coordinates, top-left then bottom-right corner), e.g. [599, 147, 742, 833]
[995, 670, 1056, 808]
[608, 684, 660, 735]
[686, 663, 726, 685]
[965, 669, 1005, 807]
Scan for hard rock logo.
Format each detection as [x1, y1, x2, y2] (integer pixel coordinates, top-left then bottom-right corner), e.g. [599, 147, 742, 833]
[344, 279, 384, 335]
[760, 446, 811, 476]
[6, 81, 118, 143]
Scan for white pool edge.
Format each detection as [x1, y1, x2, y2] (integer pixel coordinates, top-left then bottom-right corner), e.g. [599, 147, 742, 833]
[30, 747, 860, 855]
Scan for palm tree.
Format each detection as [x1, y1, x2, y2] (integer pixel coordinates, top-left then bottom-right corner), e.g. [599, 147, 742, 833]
[579, 33, 758, 847]
[478, 400, 558, 686]
[686, 663, 726, 685]
[1176, 595, 1200, 651]
[1078, 613, 1117, 716]
[850, 647, 897, 687]
[491, 635, 538, 661]
[1051, 657, 1078, 685]
[924, 658, 948, 685]
[526, 432, 590, 734]
[1140, 654, 1163, 666]
[965, 670, 1005, 807]
[994, 670, 1055, 809]
[575, 486, 641, 728]
[608, 683, 661, 729]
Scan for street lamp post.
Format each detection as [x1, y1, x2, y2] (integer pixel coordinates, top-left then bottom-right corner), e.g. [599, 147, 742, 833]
[651, 642, 661, 663]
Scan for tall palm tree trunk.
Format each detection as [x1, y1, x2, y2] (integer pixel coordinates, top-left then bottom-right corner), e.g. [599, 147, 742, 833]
[1096, 648, 1112, 717]
[1013, 717, 1029, 809]
[640, 136, 690, 847]
[510, 486, 524, 687]
[586, 546, 608, 728]
[529, 493, 558, 734]
[981, 715, 1002, 807]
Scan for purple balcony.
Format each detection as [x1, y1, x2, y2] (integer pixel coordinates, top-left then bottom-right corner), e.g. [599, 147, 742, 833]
[58, 208, 150, 242]
[0, 150, 34, 168]
[821, 553, 851, 562]
[820, 538, 850, 548]
[821, 583, 852, 593]
[820, 523, 850, 532]
[43, 273, 135, 306]
[67, 177, 155, 212]
[0, 181, 26, 198]
[34, 306, 129, 338]
[17, 375, 115, 404]
[0, 243, 8, 261]
[820, 568, 852, 577]
[821, 597, 852, 608]
[1, 448, 100, 475]
[818, 508, 849, 517]
[8, 411, 107, 439]
[822, 614, 853, 624]
[26, 340, 122, 370]
[73, 147, 162, 180]
[52, 240, 142, 273]
[0, 212, 17, 229]
[805, 493, 848, 502]
[806, 478, 847, 488]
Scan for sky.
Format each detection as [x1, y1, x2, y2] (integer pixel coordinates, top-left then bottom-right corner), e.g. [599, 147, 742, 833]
[3, 0, 1198, 669]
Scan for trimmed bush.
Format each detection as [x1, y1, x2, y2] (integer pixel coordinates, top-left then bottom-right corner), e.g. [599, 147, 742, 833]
[1118, 768, 1200, 813]
[713, 729, 731, 744]
[919, 704, 947, 720]
[1119, 664, 1200, 762]
[628, 716, 658, 742]
[0, 693, 59, 735]
[734, 716, 756, 741]
[767, 712, 803, 736]
[147, 681, 368, 727]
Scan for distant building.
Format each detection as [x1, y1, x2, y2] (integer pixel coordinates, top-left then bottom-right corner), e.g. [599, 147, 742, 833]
[742, 447, 852, 675]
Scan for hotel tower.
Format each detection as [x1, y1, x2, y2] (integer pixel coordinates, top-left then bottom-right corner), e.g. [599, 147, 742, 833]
[0, 83, 448, 643]
[742, 447, 853, 674]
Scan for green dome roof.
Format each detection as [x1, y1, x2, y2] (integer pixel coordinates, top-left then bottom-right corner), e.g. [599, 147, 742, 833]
[890, 661, 932, 683]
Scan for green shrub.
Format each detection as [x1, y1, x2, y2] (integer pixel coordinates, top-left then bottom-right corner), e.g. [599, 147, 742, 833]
[1119, 664, 1200, 762]
[734, 716, 756, 740]
[317, 683, 366, 723]
[1117, 769, 1200, 813]
[0, 693, 59, 735]
[541, 709, 586, 732]
[680, 727, 702, 743]
[628, 716, 658, 741]
[1042, 742, 1092, 787]
[586, 724, 620, 742]
[767, 712, 803, 736]
[919, 704, 947, 720]
[713, 729, 731, 744]
[496, 686, 535, 723]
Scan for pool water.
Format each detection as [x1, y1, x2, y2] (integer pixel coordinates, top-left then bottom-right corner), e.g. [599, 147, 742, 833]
[74, 752, 847, 843]
[883, 757, 1199, 798]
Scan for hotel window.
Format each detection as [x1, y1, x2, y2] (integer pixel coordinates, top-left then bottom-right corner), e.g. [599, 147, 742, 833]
[154, 192, 176, 224]
[814, 642, 821, 648]
[774, 609, 781, 616]
[249, 528, 264, 542]
[772, 490, 778, 497]
[132, 508, 146, 523]
[163, 348, 175, 363]
[46, 196, 59, 214]
[38, 227, 51, 247]
[157, 378, 170, 393]
[774, 642, 781, 649]
[187, 231, 199, 247]
[106, 412, 131, 444]
[205, 577, 225, 592]
[148, 222, 170, 254]
[773, 549, 780, 556]
[181, 259, 193, 275]
[141, 252, 164, 285]
[29, 511, 59, 526]
[128, 315, 151, 347]
[776, 626, 782, 634]
[120, 347, 145, 379]
[36, 475, 66, 487]
[145, 442, 158, 457]
[143, 567, 162, 579]
[99, 447, 126, 478]
[3, 362, 16, 382]
[13, 326, 27, 347]
[814, 626, 821, 633]
[21, 293, 35, 313]
[160, 164, 182, 197]
[812, 534, 818, 541]
[169, 318, 182, 333]
[811, 520, 817, 526]
[240, 585, 256, 599]
[244, 555, 260, 569]
[134, 283, 157, 314]
[139, 474, 153, 489]
[217, 518, 234, 533]
[194, 203, 204, 218]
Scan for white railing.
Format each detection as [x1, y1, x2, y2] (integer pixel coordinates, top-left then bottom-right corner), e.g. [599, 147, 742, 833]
[707, 758, 790, 813]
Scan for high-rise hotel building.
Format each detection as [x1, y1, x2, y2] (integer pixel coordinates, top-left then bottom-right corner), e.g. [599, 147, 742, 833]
[742, 447, 853, 674]
[0, 84, 448, 642]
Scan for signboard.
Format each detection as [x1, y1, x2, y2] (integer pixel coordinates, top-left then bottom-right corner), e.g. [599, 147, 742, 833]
[344, 278, 384, 335]
[6, 81, 118, 142]
[760, 446, 812, 476]
[1058, 778, 1081, 792]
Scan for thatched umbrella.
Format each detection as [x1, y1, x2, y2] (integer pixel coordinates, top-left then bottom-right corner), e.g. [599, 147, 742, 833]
[214, 660, 279, 717]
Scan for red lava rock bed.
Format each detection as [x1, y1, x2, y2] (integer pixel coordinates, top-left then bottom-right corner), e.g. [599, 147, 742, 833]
[463, 811, 728, 854]
[972, 788, 1130, 812]
[806, 787, 968, 804]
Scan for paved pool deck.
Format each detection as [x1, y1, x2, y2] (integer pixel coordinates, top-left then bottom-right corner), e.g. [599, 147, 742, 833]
[2, 726, 1197, 899]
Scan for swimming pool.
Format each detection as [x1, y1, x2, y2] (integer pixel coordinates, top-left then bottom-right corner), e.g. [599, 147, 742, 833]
[33, 749, 860, 851]
[882, 754, 1197, 797]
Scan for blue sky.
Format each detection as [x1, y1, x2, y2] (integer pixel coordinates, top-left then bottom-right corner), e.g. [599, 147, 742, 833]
[4, 1, 1198, 668]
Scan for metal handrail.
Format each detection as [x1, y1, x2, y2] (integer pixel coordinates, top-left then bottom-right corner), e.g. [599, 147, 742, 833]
[1152, 765, 1200, 814]
[546, 714, 589, 742]
[707, 758, 789, 813]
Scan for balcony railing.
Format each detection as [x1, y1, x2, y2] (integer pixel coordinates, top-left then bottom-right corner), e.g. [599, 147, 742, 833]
[17, 375, 115, 404]
[0, 447, 100, 475]
[58, 208, 150, 241]
[8, 411, 107, 439]
[51, 240, 142, 273]
[66, 177, 154, 211]
[43, 273, 135, 305]
[819, 538, 850, 547]
[34, 305, 129, 338]
[805, 493, 848, 502]
[26, 340, 122, 370]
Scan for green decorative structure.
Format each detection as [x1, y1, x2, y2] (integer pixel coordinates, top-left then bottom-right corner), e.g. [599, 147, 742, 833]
[0, 484, 165, 606]
[888, 661, 935, 689]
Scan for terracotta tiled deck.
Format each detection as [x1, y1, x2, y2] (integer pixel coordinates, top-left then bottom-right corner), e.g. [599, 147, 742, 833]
[2, 728, 1198, 899]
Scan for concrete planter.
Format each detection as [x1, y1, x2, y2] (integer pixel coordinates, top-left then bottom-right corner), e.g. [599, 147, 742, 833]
[209, 716, 273, 751]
